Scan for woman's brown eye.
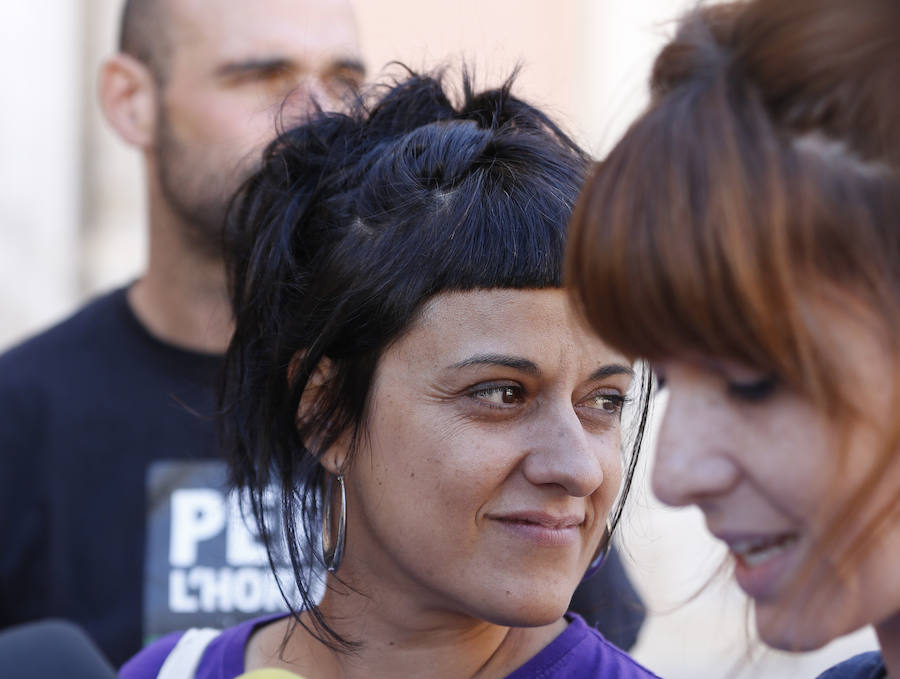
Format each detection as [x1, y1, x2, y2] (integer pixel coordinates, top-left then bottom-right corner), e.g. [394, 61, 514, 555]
[585, 393, 625, 415]
[472, 385, 522, 406]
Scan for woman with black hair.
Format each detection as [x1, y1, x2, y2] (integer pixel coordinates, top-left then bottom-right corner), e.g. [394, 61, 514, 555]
[121, 70, 659, 679]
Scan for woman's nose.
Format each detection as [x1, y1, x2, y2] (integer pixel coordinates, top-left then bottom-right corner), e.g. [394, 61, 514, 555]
[651, 391, 741, 508]
[521, 404, 611, 498]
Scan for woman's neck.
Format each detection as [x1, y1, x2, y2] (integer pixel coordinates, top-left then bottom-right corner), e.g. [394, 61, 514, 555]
[246, 585, 567, 679]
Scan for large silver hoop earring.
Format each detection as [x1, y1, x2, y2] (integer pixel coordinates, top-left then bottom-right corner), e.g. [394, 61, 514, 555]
[322, 473, 346, 573]
[582, 521, 612, 582]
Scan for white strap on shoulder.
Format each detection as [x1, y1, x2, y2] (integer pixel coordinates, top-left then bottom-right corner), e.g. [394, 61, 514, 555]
[156, 627, 223, 679]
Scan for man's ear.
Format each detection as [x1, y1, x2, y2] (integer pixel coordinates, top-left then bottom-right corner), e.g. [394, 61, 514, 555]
[295, 355, 349, 474]
[98, 54, 158, 149]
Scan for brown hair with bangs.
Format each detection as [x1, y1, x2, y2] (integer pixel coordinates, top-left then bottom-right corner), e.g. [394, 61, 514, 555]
[566, 0, 900, 589]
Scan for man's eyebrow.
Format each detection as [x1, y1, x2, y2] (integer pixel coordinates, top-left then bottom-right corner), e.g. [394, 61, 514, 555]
[448, 354, 540, 375]
[215, 56, 366, 79]
[327, 57, 366, 76]
[588, 364, 634, 381]
[216, 57, 294, 78]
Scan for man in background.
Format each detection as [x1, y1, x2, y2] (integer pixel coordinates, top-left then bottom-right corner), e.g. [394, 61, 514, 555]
[0, 0, 364, 666]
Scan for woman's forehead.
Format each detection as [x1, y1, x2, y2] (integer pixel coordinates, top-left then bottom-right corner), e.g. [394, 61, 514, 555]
[395, 288, 629, 371]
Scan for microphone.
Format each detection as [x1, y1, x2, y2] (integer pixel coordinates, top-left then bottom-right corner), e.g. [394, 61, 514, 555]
[0, 619, 116, 678]
[236, 670, 306, 678]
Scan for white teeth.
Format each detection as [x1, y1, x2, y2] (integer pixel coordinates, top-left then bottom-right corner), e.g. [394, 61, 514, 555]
[730, 535, 798, 567]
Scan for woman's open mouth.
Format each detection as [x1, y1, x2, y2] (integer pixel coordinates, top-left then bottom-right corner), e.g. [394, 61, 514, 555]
[724, 532, 800, 599]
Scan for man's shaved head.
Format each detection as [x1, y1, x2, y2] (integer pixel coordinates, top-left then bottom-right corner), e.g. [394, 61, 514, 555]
[119, 0, 171, 81]
[110, 0, 363, 257]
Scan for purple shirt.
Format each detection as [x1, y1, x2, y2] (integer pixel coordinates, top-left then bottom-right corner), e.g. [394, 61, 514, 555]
[120, 613, 660, 678]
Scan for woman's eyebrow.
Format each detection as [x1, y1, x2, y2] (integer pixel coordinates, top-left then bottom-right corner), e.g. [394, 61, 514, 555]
[448, 354, 540, 375]
[447, 357, 633, 380]
[589, 364, 634, 381]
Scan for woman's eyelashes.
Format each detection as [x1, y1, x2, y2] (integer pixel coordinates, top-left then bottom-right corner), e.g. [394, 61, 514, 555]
[651, 364, 776, 403]
[580, 392, 628, 416]
[468, 382, 627, 419]
[727, 375, 779, 402]
[470, 383, 525, 407]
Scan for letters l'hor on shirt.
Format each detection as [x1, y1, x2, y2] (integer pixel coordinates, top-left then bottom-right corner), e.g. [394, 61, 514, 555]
[144, 460, 318, 644]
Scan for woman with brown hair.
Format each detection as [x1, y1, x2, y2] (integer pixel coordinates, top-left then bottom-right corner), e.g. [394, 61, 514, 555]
[566, 0, 900, 676]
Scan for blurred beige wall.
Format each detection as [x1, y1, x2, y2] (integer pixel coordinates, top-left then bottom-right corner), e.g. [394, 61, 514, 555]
[0, 3, 83, 347]
[0, 2, 880, 677]
[354, 2, 585, 136]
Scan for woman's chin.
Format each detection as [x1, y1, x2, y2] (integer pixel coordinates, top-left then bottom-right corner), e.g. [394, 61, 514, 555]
[755, 606, 835, 653]
[475, 592, 571, 629]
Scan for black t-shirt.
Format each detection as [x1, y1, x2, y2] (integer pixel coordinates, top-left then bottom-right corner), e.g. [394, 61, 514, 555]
[0, 287, 223, 667]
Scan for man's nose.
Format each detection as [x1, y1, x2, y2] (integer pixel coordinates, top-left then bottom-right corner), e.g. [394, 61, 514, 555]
[283, 75, 343, 118]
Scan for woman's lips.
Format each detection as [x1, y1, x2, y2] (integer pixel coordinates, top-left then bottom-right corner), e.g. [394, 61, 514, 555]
[489, 511, 583, 546]
[717, 532, 801, 600]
